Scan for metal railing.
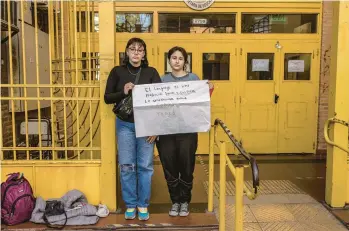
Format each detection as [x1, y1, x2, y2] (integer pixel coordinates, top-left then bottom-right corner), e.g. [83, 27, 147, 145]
[324, 117, 349, 154]
[0, 1, 101, 162]
[207, 118, 260, 231]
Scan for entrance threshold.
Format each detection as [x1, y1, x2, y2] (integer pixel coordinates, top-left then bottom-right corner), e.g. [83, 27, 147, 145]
[1, 213, 219, 231]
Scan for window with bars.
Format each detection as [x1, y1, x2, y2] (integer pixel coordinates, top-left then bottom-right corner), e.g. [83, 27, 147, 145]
[81, 52, 100, 81]
[31, 2, 49, 34]
[76, 11, 99, 32]
[1, 1, 17, 25]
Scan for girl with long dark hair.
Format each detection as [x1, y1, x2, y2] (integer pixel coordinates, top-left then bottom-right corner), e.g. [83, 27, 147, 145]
[104, 37, 161, 221]
[156, 46, 214, 217]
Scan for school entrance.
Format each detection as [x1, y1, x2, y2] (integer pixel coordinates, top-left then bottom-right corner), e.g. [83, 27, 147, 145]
[4, 1, 341, 217]
[113, 1, 321, 154]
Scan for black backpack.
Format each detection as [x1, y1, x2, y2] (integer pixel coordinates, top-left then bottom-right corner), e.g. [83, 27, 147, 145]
[43, 200, 67, 230]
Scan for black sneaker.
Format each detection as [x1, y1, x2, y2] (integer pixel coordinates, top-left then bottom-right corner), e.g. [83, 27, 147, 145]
[179, 202, 189, 217]
[169, 203, 180, 216]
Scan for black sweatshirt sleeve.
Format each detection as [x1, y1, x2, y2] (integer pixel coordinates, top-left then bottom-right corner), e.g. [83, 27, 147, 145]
[104, 67, 126, 105]
[151, 68, 162, 83]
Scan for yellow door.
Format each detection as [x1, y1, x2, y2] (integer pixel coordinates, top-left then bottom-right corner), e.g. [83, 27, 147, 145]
[196, 41, 237, 154]
[239, 41, 281, 153]
[277, 42, 319, 153]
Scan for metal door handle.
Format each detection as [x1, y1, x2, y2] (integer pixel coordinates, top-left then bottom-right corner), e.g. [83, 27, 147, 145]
[274, 94, 279, 104]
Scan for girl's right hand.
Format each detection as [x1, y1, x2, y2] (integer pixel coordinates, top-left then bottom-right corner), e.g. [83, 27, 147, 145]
[124, 82, 135, 95]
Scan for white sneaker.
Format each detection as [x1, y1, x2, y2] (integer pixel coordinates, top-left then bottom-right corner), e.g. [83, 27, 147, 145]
[169, 203, 180, 216]
[179, 202, 189, 217]
[96, 204, 109, 217]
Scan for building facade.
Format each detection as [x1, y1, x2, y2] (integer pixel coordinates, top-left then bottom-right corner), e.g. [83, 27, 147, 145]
[1, 0, 332, 154]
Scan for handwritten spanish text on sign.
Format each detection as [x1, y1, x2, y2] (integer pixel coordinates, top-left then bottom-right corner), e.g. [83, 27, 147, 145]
[132, 80, 211, 137]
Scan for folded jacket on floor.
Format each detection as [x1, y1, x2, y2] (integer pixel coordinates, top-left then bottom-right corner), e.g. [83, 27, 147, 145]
[30, 189, 99, 226]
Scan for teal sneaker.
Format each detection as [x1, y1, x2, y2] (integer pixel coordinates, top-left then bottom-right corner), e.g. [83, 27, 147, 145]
[124, 208, 136, 220]
[138, 207, 149, 221]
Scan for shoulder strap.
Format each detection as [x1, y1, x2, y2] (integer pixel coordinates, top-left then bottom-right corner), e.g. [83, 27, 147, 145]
[134, 68, 142, 85]
[43, 212, 67, 230]
[43, 201, 67, 230]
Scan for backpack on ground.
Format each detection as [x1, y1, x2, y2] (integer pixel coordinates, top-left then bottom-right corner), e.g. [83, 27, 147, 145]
[1, 172, 35, 225]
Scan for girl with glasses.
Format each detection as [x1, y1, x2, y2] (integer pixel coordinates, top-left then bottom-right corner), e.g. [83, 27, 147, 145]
[104, 37, 161, 221]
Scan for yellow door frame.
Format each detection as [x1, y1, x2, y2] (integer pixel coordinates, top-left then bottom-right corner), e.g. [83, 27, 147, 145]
[325, 1, 349, 208]
[99, 2, 117, 210]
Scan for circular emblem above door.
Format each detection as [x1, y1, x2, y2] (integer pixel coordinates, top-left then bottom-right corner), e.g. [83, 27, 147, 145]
[184, 0, 215, 11]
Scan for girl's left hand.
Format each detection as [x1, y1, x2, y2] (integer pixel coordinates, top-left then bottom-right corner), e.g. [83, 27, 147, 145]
[208, 82, 214, 90]
[147, 136, 157, 144]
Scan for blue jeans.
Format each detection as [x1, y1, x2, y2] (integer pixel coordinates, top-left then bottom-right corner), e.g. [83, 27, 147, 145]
[116, 118, 154, 208]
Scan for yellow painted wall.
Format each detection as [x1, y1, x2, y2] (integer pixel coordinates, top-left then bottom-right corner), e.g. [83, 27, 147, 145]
[1, 163, 101, 205]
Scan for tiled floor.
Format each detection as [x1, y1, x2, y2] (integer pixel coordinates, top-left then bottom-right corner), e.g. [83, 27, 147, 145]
[197, 155, 349, 231]
[213, 202, 348, 230]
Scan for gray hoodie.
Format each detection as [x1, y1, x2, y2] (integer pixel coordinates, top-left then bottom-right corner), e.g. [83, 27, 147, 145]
[30, 189, 99, 226]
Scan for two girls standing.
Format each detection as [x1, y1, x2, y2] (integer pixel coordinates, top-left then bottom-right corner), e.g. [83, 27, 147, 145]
[104, 38, 214, 221]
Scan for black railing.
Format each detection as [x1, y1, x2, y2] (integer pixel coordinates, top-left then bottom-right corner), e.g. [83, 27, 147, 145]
[214, 118, 260, 194]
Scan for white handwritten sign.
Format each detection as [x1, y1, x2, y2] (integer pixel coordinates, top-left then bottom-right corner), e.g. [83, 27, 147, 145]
[288, 60, 304, 72]
[252, 59, 269, 72]
[132, 80, 211, 137]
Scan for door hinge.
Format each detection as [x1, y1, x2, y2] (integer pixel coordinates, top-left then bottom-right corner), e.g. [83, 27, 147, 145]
[315, 96, 317, 104]
[240, 48, 242, 55]
[152, 48, 154, 55]
[317, 49, 319, 57]
[235, 48, 237, 56]
[312, 50, 315, 59]
[239, 96, 242, 103]
[313, 142, 315, 150]
[157, 46, 159, 55]
[234, 96, 236, 103]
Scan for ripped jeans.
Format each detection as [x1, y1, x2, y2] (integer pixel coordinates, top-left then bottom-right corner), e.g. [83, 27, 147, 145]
[116, 118, 154, 208]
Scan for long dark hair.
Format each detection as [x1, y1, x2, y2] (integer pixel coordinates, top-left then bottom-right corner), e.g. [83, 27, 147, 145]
[167, 46, 189, 71]
[123, 37, 149, 67]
